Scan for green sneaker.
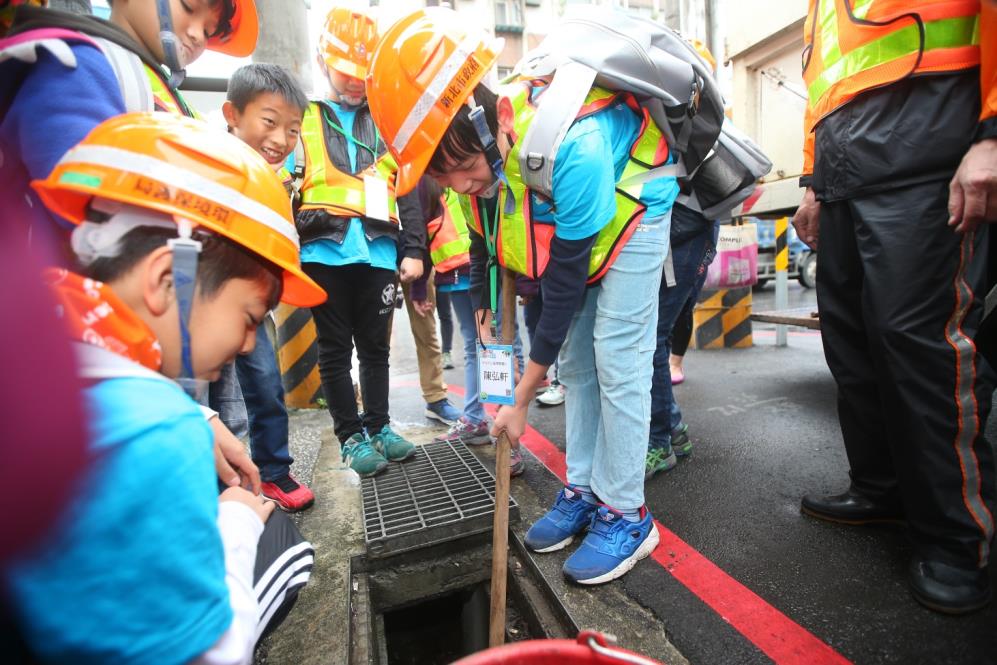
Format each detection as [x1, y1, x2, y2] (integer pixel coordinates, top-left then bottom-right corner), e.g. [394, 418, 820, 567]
[341, 432, 388, 477]
[645, 445, 677, 480]
[371, 425, 417, 462]
[671, 424, 693, 457]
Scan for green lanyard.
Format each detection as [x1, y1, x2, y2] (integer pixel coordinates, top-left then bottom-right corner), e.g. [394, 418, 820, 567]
[479, 190, 503, 333]
[320, 104, 380, 161]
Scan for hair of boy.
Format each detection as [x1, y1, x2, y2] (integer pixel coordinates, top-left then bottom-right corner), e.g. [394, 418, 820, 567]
[226, 63, 308, 115]
[82, 224, 283, 310]
[426, 84, 498, 176]
[106, 0, 236, 41]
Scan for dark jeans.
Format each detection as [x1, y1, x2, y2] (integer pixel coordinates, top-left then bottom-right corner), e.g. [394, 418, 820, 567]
[303, 262, 396, 442]
[523, 288, 557, 380]
[817, 179, 994, 568]
[436, 289, 454, 354]
[649, 220, 715, 448]
[208, 325, 293, 482]
[670, 298, 695, 358]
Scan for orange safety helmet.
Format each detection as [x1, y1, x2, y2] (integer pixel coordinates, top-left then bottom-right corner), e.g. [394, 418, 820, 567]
[318, 6, 379, 80]
[32, 112, 326, 308]
[689, 38, 717, 72]
[208, 0, 259, 57]
[366, 7, 504, 196]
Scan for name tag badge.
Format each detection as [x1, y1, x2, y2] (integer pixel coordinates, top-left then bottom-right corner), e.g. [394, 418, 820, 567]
[478, 344, 515, 406]
[363, 174, 391, 222]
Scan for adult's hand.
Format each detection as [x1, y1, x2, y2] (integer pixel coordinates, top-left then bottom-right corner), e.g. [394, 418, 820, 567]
[948, 138, 997, 234]
[211, 417, 261, 495]
[399, 256, 424, 283]
[219, 486, 275, 524]
[792, 187, 821, 250]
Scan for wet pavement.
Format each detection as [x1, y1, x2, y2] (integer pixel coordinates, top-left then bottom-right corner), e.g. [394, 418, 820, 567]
[280, 280, 996, 665]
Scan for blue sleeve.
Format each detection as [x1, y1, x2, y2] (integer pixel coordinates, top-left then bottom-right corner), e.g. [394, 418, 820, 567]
[5, 379, 232, 665]
[7, 43, 125, 184]
[529, 233, 597, 366]
[550, 117, 617, 241]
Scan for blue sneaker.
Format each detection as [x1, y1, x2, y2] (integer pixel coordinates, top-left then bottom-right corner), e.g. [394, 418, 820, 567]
[563, 506, 660, 585]
[425, 398, 461, 426]
[524, 487, 598, 553]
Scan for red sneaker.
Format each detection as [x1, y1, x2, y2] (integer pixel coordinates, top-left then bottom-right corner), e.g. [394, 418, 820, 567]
[261, 474, 315, 512]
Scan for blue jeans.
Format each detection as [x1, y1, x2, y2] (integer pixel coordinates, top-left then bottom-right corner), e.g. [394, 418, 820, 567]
[447, 288, 487, 424]
[210, 325, 293, 482]
[649, 222, 716, 448]
[559, 211, 671, 510]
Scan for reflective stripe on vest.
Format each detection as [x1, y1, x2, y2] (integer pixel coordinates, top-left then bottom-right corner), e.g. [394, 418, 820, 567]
[143, 64, 198, 118]
[464, 83, 669, 283]
[428, 188, 471, 272]
[803, 0, 980, 132]
[298, 102, 399, 223]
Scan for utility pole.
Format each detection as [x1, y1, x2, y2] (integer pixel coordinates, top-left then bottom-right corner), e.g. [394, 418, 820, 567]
[252, 0, 313, 94]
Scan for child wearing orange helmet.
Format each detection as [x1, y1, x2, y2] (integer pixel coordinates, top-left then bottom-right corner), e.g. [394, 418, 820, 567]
[368, 8, 680, 585]
[292, 6, 420, 477]
[3, 112, 322, 663]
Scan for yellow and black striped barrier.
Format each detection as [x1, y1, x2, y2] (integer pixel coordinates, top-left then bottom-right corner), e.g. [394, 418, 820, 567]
[274, 303, 323, 408]
[692, 287, 753, 349]
[775, 216, 789, 273]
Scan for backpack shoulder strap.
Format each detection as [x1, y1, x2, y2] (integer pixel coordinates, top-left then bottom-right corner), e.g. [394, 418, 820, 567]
[0, 27, 96, 68]
[91, 37, 153, 113]
[517, 62, 598, 199]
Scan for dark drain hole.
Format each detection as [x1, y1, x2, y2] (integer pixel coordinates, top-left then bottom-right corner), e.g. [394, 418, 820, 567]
[381, 582, 534, 664]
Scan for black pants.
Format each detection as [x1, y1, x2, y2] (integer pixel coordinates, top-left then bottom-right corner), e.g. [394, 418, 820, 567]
[817, 179, 996, 568]
[254, 510, 313, 643]
[303, 262, 396, 442]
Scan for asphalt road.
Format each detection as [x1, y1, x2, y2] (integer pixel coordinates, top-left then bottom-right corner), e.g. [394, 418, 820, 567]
[383, 280, 997, 665]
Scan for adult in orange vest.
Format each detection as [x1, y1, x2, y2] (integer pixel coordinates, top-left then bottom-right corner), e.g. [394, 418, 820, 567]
[792, 0, 997, 614]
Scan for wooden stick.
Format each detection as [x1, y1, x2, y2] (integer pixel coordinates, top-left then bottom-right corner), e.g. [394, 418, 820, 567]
[488, 269, 517, 647]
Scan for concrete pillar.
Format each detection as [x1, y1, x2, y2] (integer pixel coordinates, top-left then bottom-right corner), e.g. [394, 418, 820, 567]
[251, 0, 314, 94]
[49, 0, 92, 14]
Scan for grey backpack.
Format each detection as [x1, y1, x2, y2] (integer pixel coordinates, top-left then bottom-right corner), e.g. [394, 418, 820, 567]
[516, 7, 770, 219]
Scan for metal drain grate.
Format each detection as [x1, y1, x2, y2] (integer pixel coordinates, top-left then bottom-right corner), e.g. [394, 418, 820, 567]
[361, 441, 518, 558]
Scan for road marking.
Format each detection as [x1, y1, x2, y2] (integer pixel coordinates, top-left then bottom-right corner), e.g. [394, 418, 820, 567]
[428, 382, 853, 665]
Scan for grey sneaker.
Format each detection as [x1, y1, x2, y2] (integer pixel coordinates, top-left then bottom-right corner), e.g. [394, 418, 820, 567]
[434, 417, 492, 446]
[442, 351, 455, 369]
[671, 424, 692, 456]
[644, 445, 677, 480]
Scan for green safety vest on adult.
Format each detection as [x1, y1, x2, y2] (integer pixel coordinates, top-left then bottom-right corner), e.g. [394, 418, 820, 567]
[461, 83, 670, 284]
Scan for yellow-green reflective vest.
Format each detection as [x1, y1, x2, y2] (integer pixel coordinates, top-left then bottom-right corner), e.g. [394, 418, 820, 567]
[428, 188, 471, 273]
[463, 83, 670, 283]
[298, 102, 399, 225]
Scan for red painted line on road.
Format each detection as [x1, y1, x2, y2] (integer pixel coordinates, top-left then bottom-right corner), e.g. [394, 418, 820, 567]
[421, 382, 851, 665]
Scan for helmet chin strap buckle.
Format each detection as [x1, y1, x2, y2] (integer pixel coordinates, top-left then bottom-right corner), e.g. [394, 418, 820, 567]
[156, 0, 186, 86]
[466, 95, 516, 214]
[168, 217, 203, 382]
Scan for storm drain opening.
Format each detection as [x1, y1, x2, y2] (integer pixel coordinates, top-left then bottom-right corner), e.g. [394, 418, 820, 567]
[351, 441, 575, 663]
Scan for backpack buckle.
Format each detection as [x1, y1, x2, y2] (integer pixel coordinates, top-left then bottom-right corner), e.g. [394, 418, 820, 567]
[526, 152, 545, 172]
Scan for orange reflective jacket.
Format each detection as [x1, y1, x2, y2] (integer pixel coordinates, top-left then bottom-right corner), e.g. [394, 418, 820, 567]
[802, 0, 995, 175]
[427, 188, 471, 273]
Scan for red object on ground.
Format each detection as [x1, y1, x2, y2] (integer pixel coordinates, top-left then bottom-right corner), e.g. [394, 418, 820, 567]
[453, 631, 663, 664]
[261, 475, 316, 512]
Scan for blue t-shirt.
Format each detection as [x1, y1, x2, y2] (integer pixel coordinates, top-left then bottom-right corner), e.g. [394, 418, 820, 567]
[299, 101, 397, 271]
[4, 376, 232, 665]
[528, 93, 678, 240]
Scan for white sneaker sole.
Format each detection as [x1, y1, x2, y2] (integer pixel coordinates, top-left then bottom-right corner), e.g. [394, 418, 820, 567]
[424, 409, 457, 426]
[572, 524, 660, 585]
[529, 534, 576, 553]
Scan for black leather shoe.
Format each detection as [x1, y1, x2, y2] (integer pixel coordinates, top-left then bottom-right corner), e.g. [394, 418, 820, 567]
[800, 488, 904, 525]
[909, 556, 992, 615]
